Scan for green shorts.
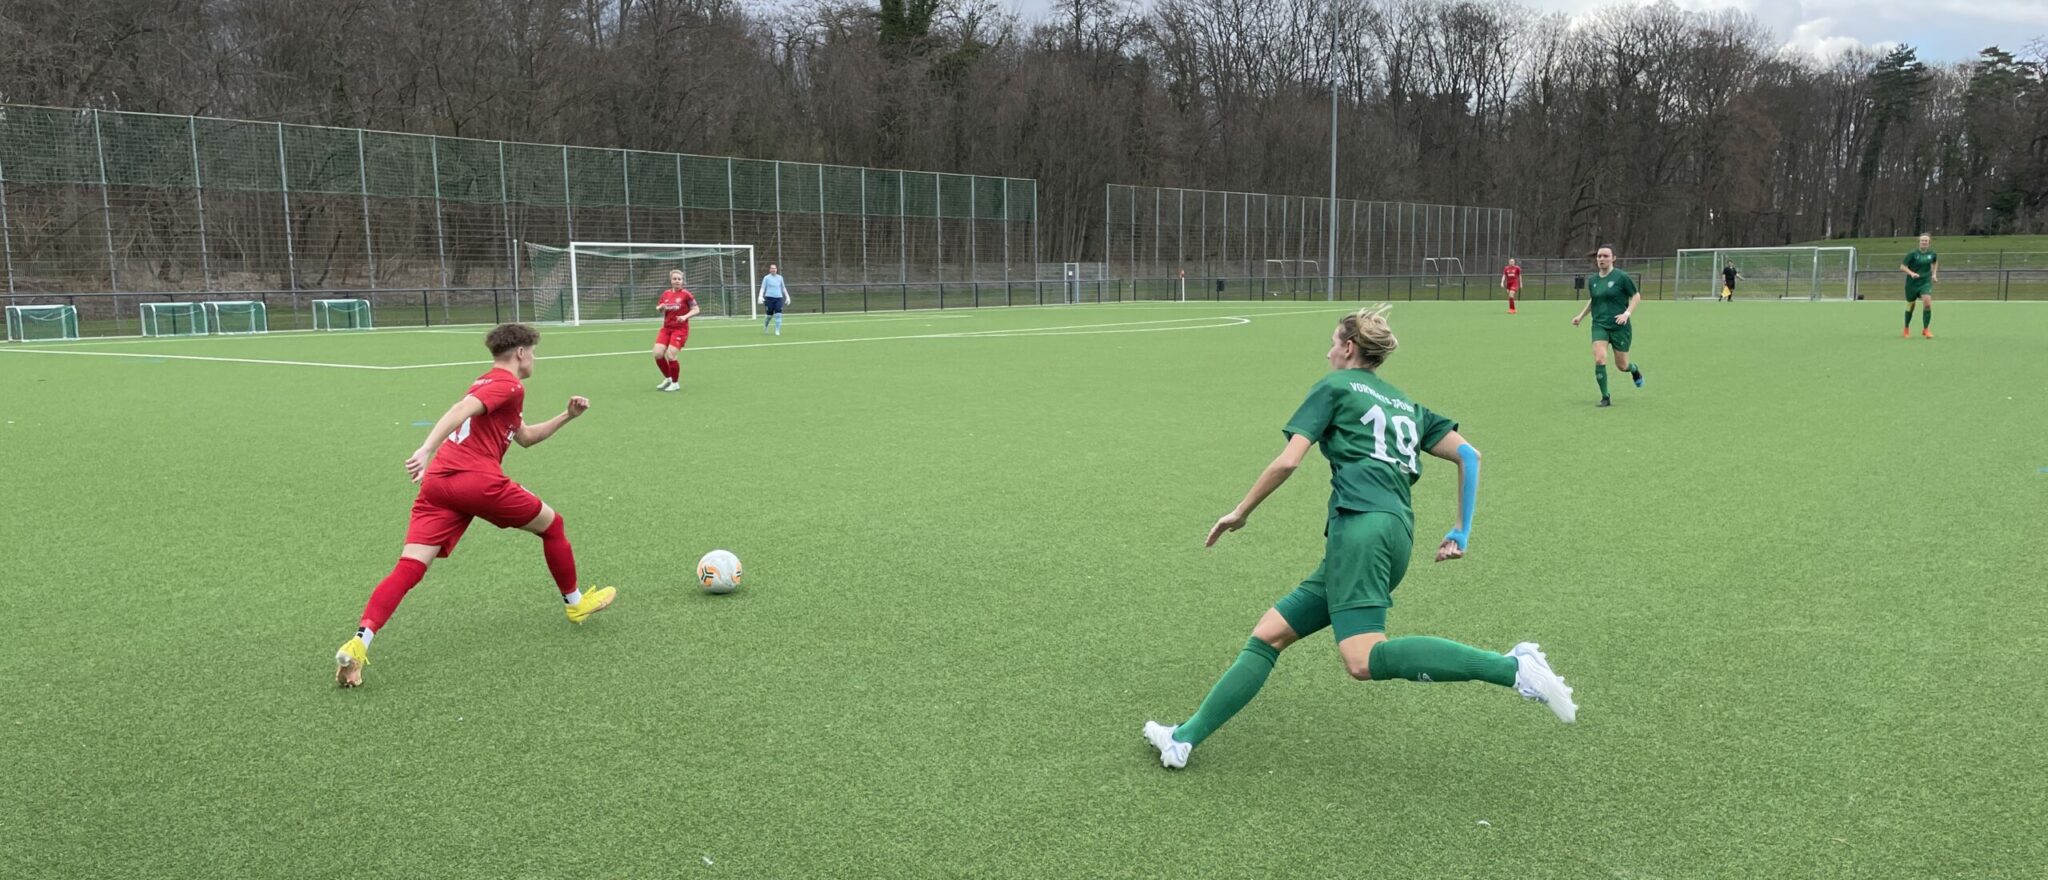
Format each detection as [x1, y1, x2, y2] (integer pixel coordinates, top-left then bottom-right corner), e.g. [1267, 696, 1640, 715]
[1274, 511, 1412, 642]
[1904, 287, 1931, 301]
[1592, 323, 1632, 352]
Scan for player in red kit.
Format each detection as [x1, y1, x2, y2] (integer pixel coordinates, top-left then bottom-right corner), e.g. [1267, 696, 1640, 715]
[335, 323, 613, 688]
[1501, 259, 1522, 314]
[652, 268, 700, 392]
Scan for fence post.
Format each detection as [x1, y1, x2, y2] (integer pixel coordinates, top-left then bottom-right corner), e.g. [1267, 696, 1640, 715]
[276, 122, 299, 291]
[502, 145, 516, 319]
[621, 148, 633, 243]
[92, 110, 120, 290]
[357, 129, 376, 289]
[187, 117, 212, 291]
[0, 132, 14, 295]
[430, 138, 451, 292]
[860, 169, 869, 285]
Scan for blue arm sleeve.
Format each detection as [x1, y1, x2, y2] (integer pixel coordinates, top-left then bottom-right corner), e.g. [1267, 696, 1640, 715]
[1443, 443, 1479, 550]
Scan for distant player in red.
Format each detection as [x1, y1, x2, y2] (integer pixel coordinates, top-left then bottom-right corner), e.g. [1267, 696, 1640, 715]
[652, 268, 700, 392]
[1501, 259, 1522, 314]
[335, 323, 613, 688]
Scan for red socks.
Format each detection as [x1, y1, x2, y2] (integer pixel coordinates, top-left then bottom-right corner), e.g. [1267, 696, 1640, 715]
[654, 354, 671, 380]
[654, 357, 679, 383]
[359, 557, 428, 631]
[356, 518, 574, 635]
[540, 514, 578, 596]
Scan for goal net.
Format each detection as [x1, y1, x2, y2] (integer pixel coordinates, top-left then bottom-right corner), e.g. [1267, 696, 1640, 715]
[1263, 259, 1321, 296]
[1675, 247, 1859, 301]
[312, 298, 373, 330]
[141, 302, 209, 337]
[525, 242, 755, 325]
[6, 305, 80, 341]
[204, 301, 269, 335]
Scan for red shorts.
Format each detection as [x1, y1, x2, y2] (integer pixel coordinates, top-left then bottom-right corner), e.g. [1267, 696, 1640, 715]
[656, 326, 690, 349]
[404, 469, 544, 556]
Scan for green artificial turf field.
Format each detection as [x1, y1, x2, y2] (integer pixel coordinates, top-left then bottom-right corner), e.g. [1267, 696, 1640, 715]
[2, 301, 2043, 878]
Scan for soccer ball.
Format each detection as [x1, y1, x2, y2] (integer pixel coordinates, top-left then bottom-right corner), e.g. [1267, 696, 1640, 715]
[697, 549, 742, 594]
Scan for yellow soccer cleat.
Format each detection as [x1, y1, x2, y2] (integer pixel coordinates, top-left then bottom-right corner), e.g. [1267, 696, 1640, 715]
[335, 636, 369, 688]
[565, 586, 617, 624]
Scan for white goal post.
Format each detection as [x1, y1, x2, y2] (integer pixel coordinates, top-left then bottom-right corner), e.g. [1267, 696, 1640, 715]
[141, 302, 208, 337]
[204, 300, 269, 335]
[525, 242, 756, 326]
[1676, 247, 1859, 301]
[312, 298, 374, 330]
[6, 304, 80, 341]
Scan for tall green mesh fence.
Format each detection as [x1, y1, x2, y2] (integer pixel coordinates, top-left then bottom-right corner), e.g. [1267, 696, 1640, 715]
[0, 105, 1039, 320]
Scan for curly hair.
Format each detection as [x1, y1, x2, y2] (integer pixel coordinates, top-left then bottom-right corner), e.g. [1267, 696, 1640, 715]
[485, 323, 539, 357]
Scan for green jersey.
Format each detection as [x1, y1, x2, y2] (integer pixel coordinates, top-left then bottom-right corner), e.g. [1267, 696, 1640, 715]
[1284, 370, 1458, 526]
[1587, 269, 1639, 329]
[1903, 249, 1937, 295]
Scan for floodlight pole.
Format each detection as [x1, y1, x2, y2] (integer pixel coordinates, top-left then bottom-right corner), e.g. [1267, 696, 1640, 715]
[1327, 67, 1340, 301]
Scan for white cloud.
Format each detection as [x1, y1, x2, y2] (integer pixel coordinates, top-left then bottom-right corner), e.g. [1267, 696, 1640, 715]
[1782, 17, 1896, 61]
[989, 0, 2041, 62]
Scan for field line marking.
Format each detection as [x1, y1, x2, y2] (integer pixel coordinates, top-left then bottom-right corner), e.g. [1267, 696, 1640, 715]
[0, 347, 391, 370]
[387, 312, 1290, 370]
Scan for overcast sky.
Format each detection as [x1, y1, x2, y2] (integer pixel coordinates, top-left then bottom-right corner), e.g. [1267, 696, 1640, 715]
[994, 0, 2047, 64]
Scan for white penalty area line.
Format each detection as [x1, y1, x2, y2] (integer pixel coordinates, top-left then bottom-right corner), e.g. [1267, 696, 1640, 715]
[385, 311, 1324, 370]
[0, 346, 392, 370]
[0, 307, 1339, 372]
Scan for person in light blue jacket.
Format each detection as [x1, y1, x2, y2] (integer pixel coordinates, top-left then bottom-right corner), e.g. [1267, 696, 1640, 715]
[760, 265, 789, 335]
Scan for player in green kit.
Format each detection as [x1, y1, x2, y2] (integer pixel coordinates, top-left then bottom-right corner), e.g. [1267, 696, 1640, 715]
[1901, 233, 1937, 338]
[1141, 305, 1577, 770]
[1570, 244, 1644, 407]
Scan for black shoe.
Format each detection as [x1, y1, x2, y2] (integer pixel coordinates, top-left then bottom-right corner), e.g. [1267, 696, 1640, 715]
[1597, 397, 1612, 407]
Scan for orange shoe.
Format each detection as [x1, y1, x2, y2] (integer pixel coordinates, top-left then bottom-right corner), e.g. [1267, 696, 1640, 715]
[1902, 327, 1910, 338]
[1922, 328, 1933, 338]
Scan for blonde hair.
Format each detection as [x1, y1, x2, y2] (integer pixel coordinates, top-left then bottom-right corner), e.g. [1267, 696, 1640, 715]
[1338, 303, 1398, 369]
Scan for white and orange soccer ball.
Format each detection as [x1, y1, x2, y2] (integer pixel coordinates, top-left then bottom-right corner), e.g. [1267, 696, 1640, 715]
[696, 549, 742, 594]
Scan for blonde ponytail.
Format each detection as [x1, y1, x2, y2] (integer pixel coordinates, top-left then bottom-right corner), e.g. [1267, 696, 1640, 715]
[1338, 303, 1398, 369]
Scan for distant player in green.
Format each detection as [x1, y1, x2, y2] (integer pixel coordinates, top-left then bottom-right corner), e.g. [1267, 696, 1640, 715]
[1901, 233, 1937, 338]
[1570, 244, 1644, 407]
[1141, 305, 1577, 770]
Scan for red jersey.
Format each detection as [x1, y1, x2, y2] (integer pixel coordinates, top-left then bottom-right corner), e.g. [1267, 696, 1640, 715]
[659, 288, 697, 330]
[1502, 264, 1522, 291]
[428, 368, 524, 477]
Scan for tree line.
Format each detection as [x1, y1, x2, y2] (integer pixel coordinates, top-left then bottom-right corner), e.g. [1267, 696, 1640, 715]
[3, 0, 2044, 262]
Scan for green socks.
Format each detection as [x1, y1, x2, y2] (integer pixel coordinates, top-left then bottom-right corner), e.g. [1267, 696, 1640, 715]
[1595, 364, 1609, 396]
[1366, 636, 1517, 687]
[1905, 308, 1914, 328]
[1173, 638, 1279, 745]
[1172, 636, 1519, 745]
[1922, 307, 1931, 328]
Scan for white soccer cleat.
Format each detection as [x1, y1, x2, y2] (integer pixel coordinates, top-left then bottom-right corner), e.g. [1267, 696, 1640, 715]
[1509, 642, 1577, 723]
[1142, 720, 1191, 769]
[656, 379, 673, 391]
